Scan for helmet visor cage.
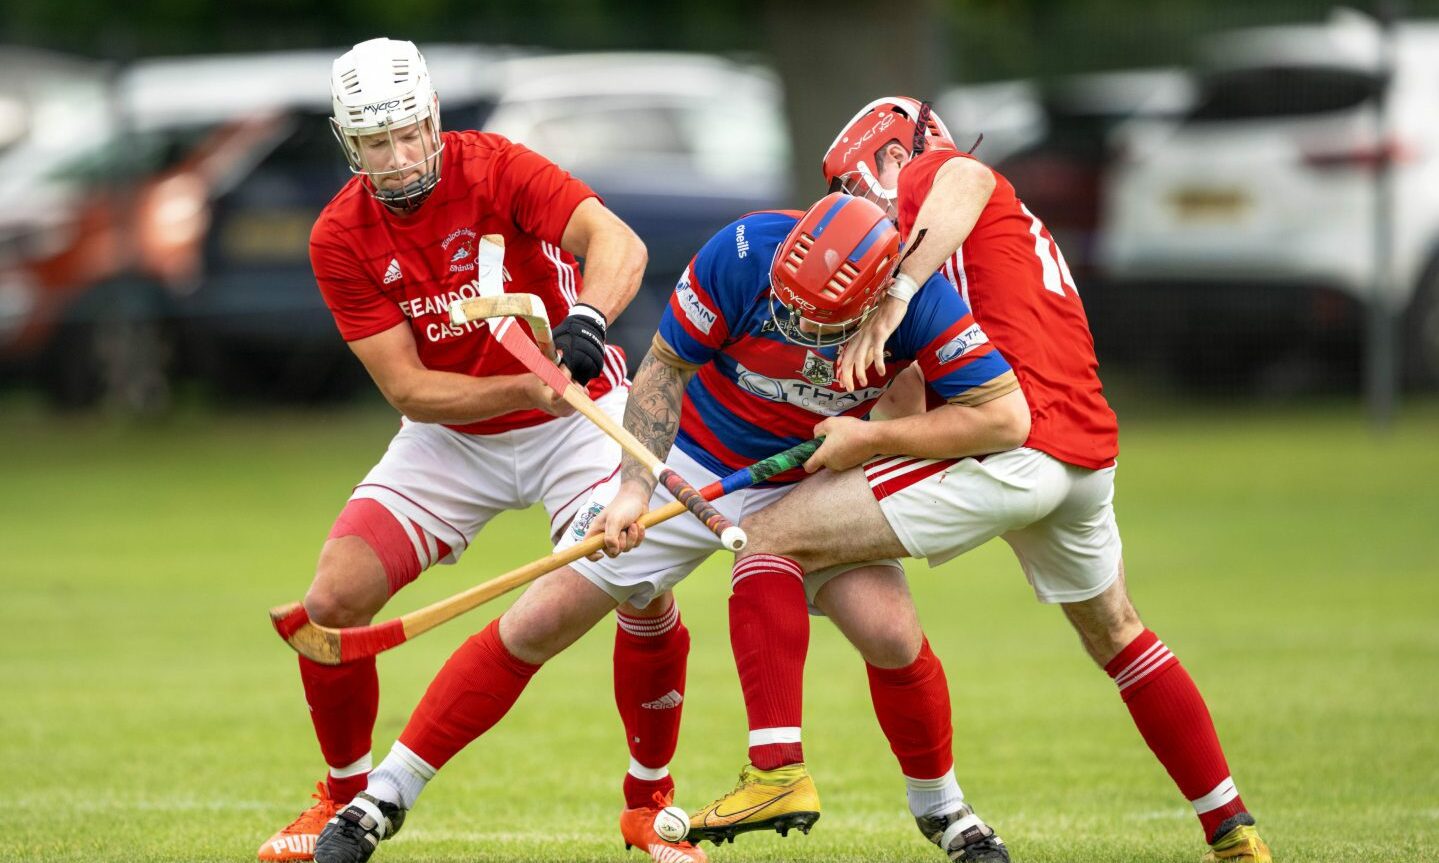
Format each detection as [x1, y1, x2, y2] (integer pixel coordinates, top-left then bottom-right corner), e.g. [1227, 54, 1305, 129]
[331, 110, 444, 212]
[767, 290, 879, 349]
[832, 167, 898, 223]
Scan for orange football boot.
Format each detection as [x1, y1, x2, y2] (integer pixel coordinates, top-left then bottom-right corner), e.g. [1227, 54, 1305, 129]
[620, 791, 709, 863]
[257, 781, 340, 861]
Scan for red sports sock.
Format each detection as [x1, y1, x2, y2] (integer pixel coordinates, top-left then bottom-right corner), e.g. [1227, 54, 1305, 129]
[397, 619, 541, 769]
[866, 638, 954, 781]
[614, 600, 689, 808]
[1106, 629, 1248, 840]
[298, 656, 378, 805]
[730, 554, 809, 770]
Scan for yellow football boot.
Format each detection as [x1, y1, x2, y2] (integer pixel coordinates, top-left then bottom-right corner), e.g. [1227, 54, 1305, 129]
[687, 763, 820, 845]
[1202, 823, 1273, 863]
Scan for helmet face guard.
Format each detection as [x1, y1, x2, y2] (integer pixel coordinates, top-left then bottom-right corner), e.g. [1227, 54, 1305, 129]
[828, 164, 899, 222]
[330, 38, 445, 213]
[767, 292, 880, 348]
[330, 103, 444, 213]
[769, 193, 900, 349]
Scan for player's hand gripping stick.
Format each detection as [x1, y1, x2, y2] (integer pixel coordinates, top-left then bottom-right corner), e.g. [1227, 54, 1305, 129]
[268, 437, 822, 664]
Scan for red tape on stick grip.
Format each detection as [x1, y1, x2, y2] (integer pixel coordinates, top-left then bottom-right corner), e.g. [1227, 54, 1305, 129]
[271, 603, 310, 639]
[339, 619, 408, 663]
[658, 468, 746, 550]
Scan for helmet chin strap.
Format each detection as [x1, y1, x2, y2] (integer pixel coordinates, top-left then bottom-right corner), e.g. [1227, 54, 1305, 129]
[911, 100, 934, 156]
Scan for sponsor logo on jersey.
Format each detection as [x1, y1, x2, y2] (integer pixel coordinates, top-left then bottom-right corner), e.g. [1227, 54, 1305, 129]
[800, 352, 835, 386]
[734, 361, 885, 417]
[735, 223, 750, 259]
[383, 258, 403, 284]
[641, 690, 684, 710]
[442, 227, 478, 273]
[936, 323, 988, 365]
[675, 271, 717, 335]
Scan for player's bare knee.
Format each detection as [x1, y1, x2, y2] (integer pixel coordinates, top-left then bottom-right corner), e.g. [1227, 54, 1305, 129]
[855, 622, 923, 669]
[302, 582, 380, 628]
[306, 538, 388, 627]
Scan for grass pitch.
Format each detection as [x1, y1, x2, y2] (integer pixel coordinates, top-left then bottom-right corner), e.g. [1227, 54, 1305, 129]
[1, 399, 1436, 862]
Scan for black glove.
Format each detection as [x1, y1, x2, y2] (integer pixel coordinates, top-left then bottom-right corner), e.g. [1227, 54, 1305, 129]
[552, 304, 608, 386]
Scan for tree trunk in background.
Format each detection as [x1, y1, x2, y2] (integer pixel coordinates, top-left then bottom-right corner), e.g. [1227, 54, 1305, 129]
[763, 0, 947, 204]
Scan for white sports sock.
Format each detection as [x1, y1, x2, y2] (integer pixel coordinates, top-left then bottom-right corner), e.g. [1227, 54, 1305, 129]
[905, 767, 965, 819]
[366, 742, 436, 810]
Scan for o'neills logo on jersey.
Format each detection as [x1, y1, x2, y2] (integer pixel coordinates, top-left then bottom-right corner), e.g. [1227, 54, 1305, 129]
[936, 323, 988, 365]
[735, 223, 750, 259]
[442, 228, 478, 273]
[675, 270, 717, 335]
[734, 361, 885, 417]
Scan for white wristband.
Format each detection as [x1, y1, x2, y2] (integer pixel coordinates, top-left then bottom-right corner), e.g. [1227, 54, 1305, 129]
[886, 272, 920, 303]
[569, 303, 608, 329]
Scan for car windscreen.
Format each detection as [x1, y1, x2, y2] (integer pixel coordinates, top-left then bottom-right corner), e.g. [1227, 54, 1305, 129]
[1186, 66, 1382, 122]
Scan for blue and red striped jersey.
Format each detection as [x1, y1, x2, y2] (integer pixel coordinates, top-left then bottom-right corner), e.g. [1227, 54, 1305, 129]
[657, 210, 1015, 484]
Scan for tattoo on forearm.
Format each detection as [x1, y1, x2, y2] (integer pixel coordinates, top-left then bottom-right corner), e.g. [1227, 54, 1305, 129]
[622, 351, 686, 490]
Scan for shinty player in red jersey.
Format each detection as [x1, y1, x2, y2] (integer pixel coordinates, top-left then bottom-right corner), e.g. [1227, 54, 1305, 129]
[689, 98, 1272, 863]
[257, 37, 663, 861]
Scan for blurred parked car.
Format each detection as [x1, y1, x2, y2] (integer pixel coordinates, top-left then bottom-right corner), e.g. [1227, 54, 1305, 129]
[0, 47, 790, 408]
[1098, 11, 1439, 388]
[482, 52, 790, 356]
[985, 68, 1194, 285]
[147, 48, 790, 400]
[936, 79, 1046, 168]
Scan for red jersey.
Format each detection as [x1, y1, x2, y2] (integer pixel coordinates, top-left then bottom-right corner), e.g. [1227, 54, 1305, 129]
[898, 149, 1118, 469]
[310, 130, 627, 435]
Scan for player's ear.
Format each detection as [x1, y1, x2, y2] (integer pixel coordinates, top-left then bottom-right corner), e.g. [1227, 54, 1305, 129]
[881, 140, 910, 167]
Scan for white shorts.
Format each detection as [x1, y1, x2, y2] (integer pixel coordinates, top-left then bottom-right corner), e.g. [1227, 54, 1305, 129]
[868, 447, 1122, 604]
[349, 390, 627, 566]
[561, 446, 899, 610]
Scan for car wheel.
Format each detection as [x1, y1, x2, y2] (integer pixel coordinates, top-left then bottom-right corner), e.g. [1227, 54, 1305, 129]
[1405, 258, 1439, 391]
[43, 283, 177, 414]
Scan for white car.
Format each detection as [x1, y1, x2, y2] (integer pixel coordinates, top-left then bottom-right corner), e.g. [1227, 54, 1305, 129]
[1098, 10, 1439, 387]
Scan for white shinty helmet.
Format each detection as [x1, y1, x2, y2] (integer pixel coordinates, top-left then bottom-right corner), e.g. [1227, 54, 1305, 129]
[330, 37, 445, 212]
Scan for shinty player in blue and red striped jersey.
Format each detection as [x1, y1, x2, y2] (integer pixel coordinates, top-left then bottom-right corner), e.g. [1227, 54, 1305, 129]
[657, 205, 1018, 486]
[591, 192, 1030, 858]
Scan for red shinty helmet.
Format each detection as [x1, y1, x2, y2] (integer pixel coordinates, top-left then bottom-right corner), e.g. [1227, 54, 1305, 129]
[821, 96, 955, 219]
[769, 193, 901, 348]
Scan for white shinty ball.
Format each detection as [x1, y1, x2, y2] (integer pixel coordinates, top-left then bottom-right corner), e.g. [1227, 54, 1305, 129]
[653, 805, 690, 843]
